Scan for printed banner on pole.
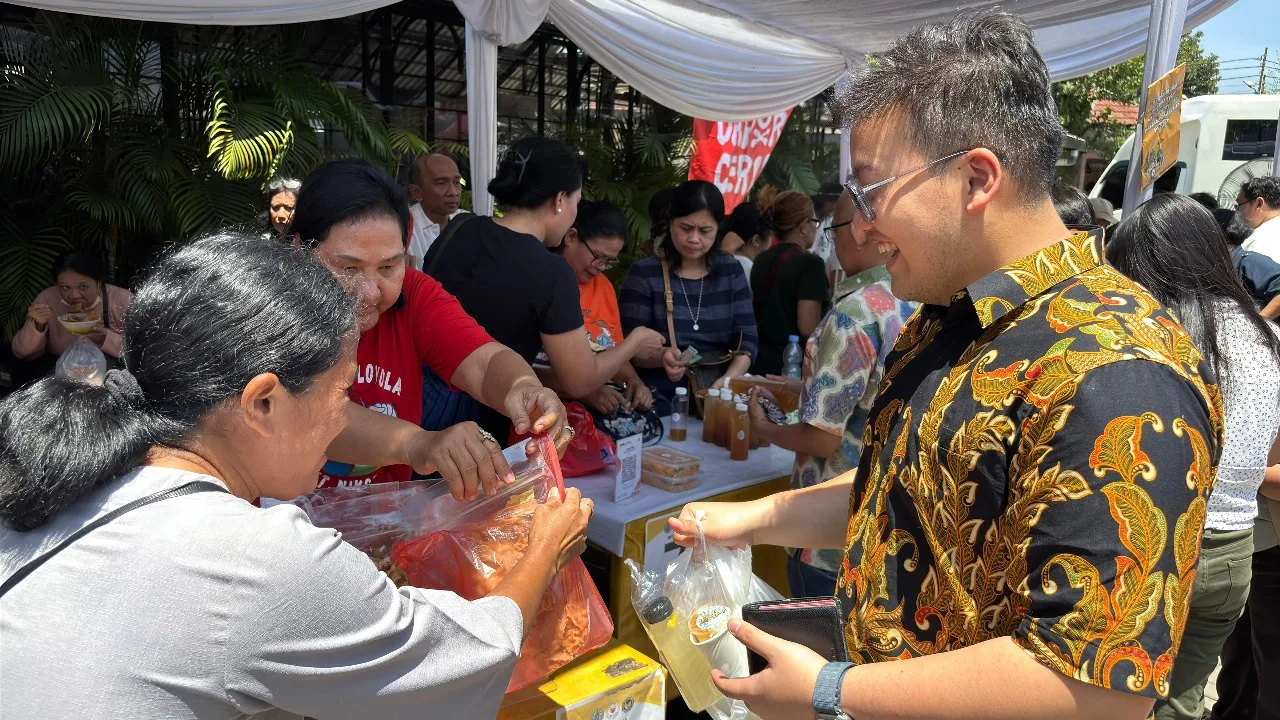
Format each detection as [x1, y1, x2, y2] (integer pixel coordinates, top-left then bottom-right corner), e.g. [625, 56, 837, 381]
[1140, 63, 1186, 191]
[689, 110, 793, 213]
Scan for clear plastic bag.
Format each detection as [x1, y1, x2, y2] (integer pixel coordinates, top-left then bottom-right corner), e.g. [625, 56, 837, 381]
[391, 434, 613, 693]
[55, 336, 107, 386]
[294, 480, 440, 553]
[665, 511, 782, 720]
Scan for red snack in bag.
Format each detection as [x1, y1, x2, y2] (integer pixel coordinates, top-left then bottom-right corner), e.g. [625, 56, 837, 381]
[512, 401, 617, 478]
[391, 435, 612, 693]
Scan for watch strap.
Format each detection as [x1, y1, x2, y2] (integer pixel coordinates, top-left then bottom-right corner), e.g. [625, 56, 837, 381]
[812, 661, 856, 718]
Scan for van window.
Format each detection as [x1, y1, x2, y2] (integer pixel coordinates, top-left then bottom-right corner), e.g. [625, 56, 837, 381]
[1097, 160, 1186, 208]
[1223, 119, 1278, 161]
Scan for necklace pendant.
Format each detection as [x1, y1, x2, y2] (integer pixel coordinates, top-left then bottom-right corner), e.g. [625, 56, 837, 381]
[693, 323, 699, 331]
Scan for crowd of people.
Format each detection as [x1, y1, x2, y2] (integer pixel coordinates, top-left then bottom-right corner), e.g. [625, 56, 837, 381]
[1, 7, 1279, 720]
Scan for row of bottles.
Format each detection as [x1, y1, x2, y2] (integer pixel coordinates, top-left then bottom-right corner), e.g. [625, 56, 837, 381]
[667, 386, 765, 461]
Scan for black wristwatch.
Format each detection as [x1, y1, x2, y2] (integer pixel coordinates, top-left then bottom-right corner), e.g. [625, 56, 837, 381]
[812, 661, 856, 720]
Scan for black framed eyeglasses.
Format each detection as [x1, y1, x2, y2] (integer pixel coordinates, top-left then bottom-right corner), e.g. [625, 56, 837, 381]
[584, 241, 620, 270]
[824, 219, 853, 240]
[844, 149, 972, 223]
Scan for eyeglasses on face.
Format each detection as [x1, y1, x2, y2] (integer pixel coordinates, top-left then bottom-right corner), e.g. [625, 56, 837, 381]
[583, 240, 620, 270]
[844, 149, 973, 223]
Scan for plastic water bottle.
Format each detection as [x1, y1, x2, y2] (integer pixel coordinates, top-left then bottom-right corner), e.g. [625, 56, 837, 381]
[782, 335, 804, 380]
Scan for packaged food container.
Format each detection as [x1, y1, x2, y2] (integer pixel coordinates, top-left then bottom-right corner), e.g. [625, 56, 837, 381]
[642, 447, 702, 479]
[641, 470, 700, 493]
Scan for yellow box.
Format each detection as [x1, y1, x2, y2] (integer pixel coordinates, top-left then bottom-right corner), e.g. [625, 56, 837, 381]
[498, 641, 666, 720]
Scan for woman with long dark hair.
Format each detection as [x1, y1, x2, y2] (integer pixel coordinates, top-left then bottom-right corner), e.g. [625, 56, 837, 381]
[1106, 192, 1280, 720]
[292, 159, 568, 495]
[420, 137, 664, 439]
[0, 234, 592, 719]
[620, 180, 757, 404]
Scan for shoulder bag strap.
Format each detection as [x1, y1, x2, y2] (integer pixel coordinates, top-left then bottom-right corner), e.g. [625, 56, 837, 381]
[753, 244, 802, 314]
[423, 212, 476, 277]
[659, 252, 679, 349]
[0, 480, 228, 598]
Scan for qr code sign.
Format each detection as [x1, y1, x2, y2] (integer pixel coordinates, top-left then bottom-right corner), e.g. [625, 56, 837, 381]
[621, 455, 639, 481]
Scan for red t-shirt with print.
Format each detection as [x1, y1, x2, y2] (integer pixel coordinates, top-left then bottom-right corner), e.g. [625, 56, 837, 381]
[318, 269, 493, 487]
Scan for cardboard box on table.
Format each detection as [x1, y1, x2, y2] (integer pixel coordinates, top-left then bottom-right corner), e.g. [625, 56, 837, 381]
[498, 641, 665, 720]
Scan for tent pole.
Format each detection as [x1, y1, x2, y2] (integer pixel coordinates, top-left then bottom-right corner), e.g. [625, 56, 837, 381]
[465, 20, 498, 216]
[1121, 0, 1188, 215]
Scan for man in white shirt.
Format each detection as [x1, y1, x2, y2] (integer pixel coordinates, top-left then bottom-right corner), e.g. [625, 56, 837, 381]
[406, 153, 465, 271]
[1237, 176, 1280, 263]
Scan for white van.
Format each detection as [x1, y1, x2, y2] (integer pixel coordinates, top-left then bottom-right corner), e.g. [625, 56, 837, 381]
[1088, 94, 1278, 216]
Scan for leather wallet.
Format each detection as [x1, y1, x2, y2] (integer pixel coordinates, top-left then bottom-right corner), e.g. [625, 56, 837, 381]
[740, 597, 850, 675]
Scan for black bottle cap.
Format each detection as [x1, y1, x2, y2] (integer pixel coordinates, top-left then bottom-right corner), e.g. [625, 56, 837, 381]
[641, 596, 675, 625]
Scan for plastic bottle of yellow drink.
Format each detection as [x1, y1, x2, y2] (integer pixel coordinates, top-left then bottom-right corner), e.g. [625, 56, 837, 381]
[626, 559, 723, 711]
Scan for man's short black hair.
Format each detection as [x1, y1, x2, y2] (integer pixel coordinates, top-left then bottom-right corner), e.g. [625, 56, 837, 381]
[835, 11, 1064, 203]
[1188, 192, 1219, 210]
[408, 152, 455, 187]
[1051, 182, 1093, 226]
[1240, 177, 1280, 210]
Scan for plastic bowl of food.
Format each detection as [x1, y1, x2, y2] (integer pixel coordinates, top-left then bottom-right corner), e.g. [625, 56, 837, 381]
[58, 313, 98, 335]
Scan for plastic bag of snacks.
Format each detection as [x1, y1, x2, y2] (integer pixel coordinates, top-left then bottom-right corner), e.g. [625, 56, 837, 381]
[55, 336, 107, 386]
[392, 434, 613, 692]
[665, 511, 782, 720]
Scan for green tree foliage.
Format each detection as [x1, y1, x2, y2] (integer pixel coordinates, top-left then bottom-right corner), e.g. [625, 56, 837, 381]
[1053, 32, 1221, 161]
[0, 13, 428, 339]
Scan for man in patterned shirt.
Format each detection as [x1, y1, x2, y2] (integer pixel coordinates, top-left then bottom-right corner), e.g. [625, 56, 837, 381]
[748, 190, 916, 599]
[670, 11, 1221, 720]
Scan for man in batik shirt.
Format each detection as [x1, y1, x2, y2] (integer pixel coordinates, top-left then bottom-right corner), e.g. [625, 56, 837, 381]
[670, 11, 1221, 720]
[749, 190, 916, 598]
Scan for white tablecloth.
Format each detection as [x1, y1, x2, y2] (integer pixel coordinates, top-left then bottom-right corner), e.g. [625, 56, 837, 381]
[571, 418, 794, 556]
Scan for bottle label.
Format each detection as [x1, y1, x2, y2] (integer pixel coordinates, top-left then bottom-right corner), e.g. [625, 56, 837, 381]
[689, 604, 732, 643]
[672, 413, 682, 423]
[737, 430, 746, 440]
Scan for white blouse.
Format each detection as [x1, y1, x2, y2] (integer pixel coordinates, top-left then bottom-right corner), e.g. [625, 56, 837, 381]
[1207, 305, 1280, 532]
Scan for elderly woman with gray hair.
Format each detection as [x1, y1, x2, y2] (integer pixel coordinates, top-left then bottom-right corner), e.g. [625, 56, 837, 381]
[264, 176, 301, 238]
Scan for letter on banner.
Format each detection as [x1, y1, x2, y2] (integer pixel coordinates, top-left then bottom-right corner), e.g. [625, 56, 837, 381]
[689, 110, 794, 213]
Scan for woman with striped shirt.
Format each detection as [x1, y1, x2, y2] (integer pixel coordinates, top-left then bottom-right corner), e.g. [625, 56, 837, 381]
[620, 181, 758, 407]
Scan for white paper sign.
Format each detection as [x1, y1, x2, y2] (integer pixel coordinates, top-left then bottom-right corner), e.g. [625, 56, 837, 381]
[614, 434, 644, 503]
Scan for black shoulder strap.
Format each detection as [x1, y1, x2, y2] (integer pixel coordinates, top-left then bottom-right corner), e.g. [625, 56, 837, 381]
[0, 480, 228, 598]
[423, 212, 477, 277]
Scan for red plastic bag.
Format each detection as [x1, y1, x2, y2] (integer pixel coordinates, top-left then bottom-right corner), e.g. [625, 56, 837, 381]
[513, 401, 617, 478]
[391, 435, 613, 693]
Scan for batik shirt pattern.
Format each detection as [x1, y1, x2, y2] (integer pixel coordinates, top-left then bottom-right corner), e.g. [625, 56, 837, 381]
[836, 230, 1223, 700]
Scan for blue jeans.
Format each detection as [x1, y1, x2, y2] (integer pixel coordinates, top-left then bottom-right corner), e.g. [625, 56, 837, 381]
[786, 551, 839, 598]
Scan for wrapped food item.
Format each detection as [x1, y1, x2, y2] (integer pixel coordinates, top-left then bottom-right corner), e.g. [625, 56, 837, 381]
[55, 336, 107, 386]
[642, 447, 701, 479]
[392, 435, 613, 693]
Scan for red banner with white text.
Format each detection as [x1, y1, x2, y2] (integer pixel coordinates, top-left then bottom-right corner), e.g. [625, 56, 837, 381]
[688, 110, 793, 213]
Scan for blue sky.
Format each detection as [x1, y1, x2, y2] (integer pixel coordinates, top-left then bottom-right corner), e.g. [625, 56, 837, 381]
[1194, 0, 1278, 94]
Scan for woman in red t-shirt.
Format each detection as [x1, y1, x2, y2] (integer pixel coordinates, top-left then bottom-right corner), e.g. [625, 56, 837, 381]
[292, 160, 568, 498]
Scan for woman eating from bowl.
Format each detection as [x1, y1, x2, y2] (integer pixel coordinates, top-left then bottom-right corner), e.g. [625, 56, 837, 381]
[291, 159, 568, 495]
[422, 136, 665, 437]
[0, 233, 593, 719]
[619, 180, 757, 406]
[11, 252, 133, 367]
[543, 199, 654, 416]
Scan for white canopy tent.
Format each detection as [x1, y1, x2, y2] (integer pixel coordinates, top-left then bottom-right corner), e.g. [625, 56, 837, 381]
[10, 0, 1239, 210]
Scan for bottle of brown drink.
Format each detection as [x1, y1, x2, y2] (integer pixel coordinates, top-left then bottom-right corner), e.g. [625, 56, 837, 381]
[715, 388, 734, 448]
[701, 390, 720, 444]
[730, 402, 750, 460]
[669, 387, 689, 442]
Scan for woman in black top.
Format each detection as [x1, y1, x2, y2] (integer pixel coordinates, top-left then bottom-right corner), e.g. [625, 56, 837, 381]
[749, 188, 828, 375]
[423, 136, 663, 439]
